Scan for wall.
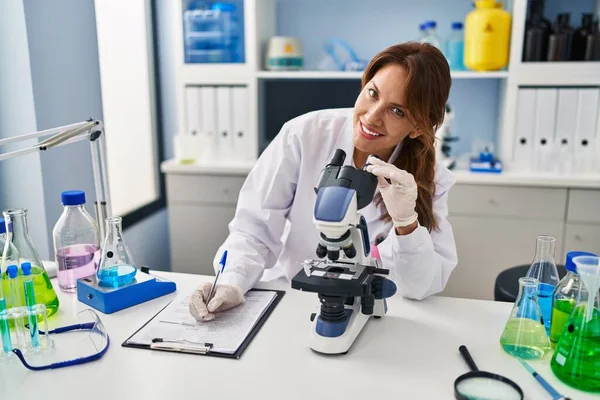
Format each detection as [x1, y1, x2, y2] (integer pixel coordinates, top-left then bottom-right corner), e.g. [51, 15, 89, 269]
[0, 0, 50, 259]
[23, 0, 102, 256]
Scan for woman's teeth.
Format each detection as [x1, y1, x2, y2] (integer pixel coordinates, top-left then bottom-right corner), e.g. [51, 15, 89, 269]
[362, 124, 382, 137]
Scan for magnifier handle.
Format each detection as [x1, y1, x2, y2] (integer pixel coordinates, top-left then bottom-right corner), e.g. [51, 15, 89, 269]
[459, 345, 479, 372]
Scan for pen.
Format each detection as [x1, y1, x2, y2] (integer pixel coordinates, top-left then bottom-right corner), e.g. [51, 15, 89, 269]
[206, 250, 227, 306]
[150, 338, 213, 354]
[517, 359, 571, 400]
[21, 263, 40, 348]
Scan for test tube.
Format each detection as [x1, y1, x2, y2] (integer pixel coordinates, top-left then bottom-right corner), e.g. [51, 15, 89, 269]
[0, 288, 12, 353]
[6, 265, 25, 348]
[21, 263, 39, 349]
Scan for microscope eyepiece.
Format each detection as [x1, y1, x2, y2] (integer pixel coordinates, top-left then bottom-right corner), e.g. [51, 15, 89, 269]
[328, 149, 346, 167]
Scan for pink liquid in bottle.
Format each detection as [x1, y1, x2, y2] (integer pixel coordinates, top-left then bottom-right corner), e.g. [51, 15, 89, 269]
[56, 244, 101, 292]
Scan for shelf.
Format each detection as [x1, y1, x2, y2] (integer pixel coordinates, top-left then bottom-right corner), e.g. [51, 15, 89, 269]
[452, 170, 600, 189]
[515, 62, 600, 86]
[256, 70, 510, 80]
[181, 64, 254, 85]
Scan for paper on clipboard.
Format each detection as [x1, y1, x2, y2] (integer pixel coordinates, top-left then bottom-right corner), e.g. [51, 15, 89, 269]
[126, 291, 278, 354]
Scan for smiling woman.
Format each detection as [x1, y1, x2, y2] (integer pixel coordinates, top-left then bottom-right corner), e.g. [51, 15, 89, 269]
[188, 42, 459, 318]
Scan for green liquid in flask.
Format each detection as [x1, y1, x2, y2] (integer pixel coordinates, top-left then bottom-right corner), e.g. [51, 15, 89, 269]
[1, 266, 59, 319]
[550, 298, 576, 348]
[500, 318, 551, 359]
[551, 305, 600, 392]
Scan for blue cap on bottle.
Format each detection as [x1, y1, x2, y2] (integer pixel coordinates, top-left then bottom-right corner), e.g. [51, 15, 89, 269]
[452, 22, 463, 30]
[566, 251, 598, 273]
[7, 265, 18, 279]
[0, 218, 5, 235]
[211, 2, 236, 12]
[62, 190, 86, 206]
[21, 262, 32, 276]
[425, 20, 437, 29]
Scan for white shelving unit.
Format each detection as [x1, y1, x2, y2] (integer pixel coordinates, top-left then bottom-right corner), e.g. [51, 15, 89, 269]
[171, 0, 600, 175]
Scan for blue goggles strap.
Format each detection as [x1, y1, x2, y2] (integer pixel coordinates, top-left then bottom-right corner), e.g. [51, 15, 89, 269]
[12, 324, 110, 371]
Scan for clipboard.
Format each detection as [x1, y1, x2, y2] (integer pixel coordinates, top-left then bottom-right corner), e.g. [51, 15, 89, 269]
[121, 289, 286, 359]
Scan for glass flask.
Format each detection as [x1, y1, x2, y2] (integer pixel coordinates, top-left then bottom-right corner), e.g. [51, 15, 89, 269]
[53, 190, 101, 292]
[500, 277, 551, 360]
[0, 217, 19, 273]
[1, 209, 59, 318]
[551, 255, 600, 392]
[97, 217, 136, 287]
[526, 235, 559, 334]
[550, 251, 597, 347]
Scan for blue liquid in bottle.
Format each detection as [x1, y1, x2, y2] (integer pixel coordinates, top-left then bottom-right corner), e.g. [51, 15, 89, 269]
[97, 265, 136, 288]
[446, 22, 465, 71]
[537, 282, 555, 334]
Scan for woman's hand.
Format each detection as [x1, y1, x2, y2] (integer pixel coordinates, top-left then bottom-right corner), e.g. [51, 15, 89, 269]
[189, 282, 245, 322]
[365, 156, 419, 232]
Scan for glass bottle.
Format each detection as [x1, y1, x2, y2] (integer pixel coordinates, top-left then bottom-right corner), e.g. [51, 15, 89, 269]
[550, 251, 597, 347]
[1, 209, 59, 317]
[97, 217, 136, 287]
[500, 277, 551, 359]
[551, 255, 600, 392]
[445, 22, 465, 71]
[53, 190, 101, 292]
[526, 235, 559, 334]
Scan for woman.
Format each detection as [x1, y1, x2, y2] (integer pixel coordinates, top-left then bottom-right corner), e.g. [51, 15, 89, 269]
[190, 42, 458, 321]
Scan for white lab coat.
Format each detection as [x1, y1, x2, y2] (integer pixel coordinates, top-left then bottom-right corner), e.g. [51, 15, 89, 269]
[214, 108, 458, 300]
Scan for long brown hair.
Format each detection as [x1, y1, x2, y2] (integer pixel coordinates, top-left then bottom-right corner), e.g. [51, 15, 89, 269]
[362, 42, 451, 231]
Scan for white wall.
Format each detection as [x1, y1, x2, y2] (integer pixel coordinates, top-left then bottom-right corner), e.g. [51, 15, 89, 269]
[0, 0, 50, 259]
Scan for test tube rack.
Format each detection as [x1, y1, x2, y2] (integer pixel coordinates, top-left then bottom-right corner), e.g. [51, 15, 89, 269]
[0, 303, 54, 361]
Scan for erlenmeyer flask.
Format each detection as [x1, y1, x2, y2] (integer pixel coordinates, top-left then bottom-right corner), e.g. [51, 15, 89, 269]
[551, 255, 600, 392]
[97, 217, 137, 287]
[526, 235, 559, 334]
[500, 277, 551, 359]
[1, 209, 59, 317]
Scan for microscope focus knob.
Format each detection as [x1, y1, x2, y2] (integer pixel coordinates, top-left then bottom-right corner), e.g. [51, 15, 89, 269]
[372, 276, 397, 299]
[316, 244, 327, 259]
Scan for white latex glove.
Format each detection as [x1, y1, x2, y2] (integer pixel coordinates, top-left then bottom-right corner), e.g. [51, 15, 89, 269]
[365, 155, 419, 228]
[188, 282, 245, 322]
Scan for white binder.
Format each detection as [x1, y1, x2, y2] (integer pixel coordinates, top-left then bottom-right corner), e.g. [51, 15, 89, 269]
[513, 89, 536, 171]
[555, 89, 579, 174]
[185, 86, 202, 136]
[200, 86, 218, 160]
[574, 88, 600, 174]
[216, 86, 234, 159]
[533, 88, 558, 173]
[232, 87, 252, 161]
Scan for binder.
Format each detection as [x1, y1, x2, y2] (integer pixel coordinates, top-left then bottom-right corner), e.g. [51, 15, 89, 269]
[555, 89, 579, 174]
[185, 86, 202, 136]
[232, 87, 252, 161]
[122, 289, 285, 359]
[513, 89, 536, 171]
[216, 86, 234, 159]
[200, 86, 218, 160]
[574, 88, 600, 173]
[533, 88, 558, 173]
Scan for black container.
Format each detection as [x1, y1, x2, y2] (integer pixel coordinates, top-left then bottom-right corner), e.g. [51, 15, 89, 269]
[523, 0, 551, 61]
[585, 21, 600, 61]
[547, 13, 574, 61]
[572, 13, 594, 60]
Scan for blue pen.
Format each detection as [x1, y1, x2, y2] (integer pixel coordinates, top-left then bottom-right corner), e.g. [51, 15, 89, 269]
[21, 263, 40, 349]
[518, 359, 571, 400]
[206, 250, 227, 306]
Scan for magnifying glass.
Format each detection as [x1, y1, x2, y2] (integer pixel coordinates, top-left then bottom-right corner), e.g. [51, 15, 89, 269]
[454, 345, 524, 400]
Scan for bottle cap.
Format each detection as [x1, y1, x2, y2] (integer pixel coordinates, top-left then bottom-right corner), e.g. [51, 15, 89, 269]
[452, 22, 463, 30]
[62, 190, 86, 206]
[566, 251, 597, 273]
[21, 262, 32, 276]
[7, 265, 18, 279]
[426, 20, 437, 29]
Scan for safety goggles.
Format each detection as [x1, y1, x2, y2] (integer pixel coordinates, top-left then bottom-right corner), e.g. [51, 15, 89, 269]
[12, 309, 109, 371]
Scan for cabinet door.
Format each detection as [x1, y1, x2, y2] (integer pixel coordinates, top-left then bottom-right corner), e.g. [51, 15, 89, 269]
[564, 223, 600, 255]
[168, 203, 236, 275]
[441, 216, 564, 300]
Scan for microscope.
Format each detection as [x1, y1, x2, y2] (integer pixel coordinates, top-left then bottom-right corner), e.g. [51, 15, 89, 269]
[435, 103, 459, 170]
[291, 149, 397, 355]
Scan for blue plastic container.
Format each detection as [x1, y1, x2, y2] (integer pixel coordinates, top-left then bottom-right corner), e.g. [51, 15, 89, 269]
[183, 1, 244, 63]
[446, 22, 465, 71]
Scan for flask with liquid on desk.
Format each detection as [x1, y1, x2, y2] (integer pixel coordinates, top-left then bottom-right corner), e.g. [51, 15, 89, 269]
[96, 217, 136, 287]
[551, 255, 600, 393]
[53, 190, 101, 293]
[1, 208, 59, 317]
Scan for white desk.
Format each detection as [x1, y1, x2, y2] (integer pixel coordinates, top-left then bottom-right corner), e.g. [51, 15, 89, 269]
[1, 271, 596, 400]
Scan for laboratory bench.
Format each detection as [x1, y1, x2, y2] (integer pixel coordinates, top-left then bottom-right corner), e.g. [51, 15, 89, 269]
[161, 160, 600, 301]
[2, 270, 597, 400]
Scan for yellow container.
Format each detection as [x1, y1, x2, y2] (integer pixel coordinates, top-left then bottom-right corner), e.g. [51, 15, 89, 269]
[464, 0, 511, 71]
